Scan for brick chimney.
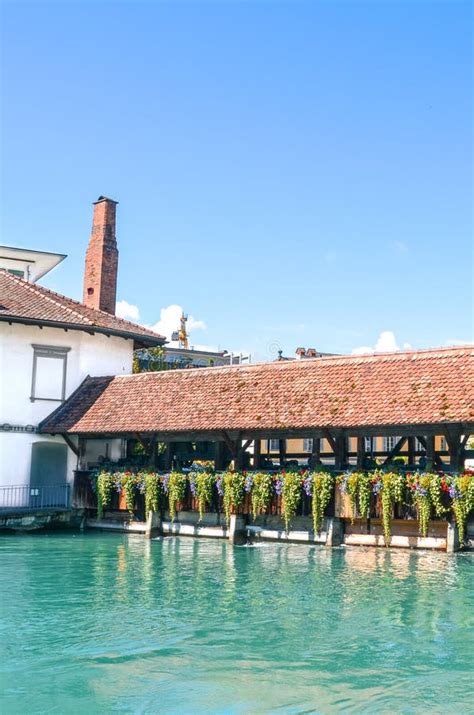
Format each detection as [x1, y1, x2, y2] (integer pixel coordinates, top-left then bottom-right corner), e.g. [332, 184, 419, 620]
[83, 196, 119, 314]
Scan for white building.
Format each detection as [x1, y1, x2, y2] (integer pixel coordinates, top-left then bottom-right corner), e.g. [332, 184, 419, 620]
[0, 197, 164, 507]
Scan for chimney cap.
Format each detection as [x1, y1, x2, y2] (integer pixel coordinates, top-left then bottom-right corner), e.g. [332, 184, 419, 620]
[94, 195, 119, 205]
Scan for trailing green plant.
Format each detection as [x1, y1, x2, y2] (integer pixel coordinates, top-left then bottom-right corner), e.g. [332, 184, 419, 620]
[143, 472, 160, 516]
[412, 474, 432, 537]
[194, 470, 215, 520]
[122, 472, 138, 514]
[96, 471, 115, 519]
[221, 471, 246, 525]
[379, 472, 404, 546]
[450, 474, 474, 544]
[281, 472, 302, 532]
[337, 471, 364, 523]
[429, 474, 448, 518]
[251, 472, 274, 520]
[357, 472, 372, 519]
[168, 471, 187, 521]
[311, 472, 334, 533]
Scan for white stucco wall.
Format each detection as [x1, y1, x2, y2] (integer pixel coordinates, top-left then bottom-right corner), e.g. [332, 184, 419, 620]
[0, 321, 134, 490]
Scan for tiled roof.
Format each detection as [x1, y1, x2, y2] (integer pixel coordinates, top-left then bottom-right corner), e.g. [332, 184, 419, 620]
[0, 270, 164, 346]
[39, 346, 474, 435]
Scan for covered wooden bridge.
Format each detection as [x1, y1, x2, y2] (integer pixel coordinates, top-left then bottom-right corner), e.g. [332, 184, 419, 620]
[40, 346, 474, 472]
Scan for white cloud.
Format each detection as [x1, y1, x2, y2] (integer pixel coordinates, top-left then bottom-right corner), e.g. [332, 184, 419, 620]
[116, 300, 140, 321]
[150, 304, 207, 341]
[444, 339, 474, 347]
[352, 331, 411, 355]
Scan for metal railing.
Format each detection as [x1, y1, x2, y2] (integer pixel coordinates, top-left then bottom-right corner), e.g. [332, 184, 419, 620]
[0, 484, 70, 511]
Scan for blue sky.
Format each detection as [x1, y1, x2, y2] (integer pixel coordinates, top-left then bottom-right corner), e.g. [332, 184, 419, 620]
[1, 0, 472, 359]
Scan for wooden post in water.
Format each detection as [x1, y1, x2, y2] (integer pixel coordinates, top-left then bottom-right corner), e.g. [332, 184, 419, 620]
[228, 514, 247, 545]
[145, 510, 162, 539]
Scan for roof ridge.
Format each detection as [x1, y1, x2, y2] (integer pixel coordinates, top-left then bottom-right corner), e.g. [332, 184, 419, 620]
[111, 344, 472, 380]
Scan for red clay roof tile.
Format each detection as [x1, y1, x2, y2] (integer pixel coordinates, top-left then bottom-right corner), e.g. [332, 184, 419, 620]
[39, 346, 474, 435]
[0, 270, 164, 346]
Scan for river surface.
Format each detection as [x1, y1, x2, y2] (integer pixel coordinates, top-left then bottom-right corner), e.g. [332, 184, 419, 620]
[0, 533, 473, 714]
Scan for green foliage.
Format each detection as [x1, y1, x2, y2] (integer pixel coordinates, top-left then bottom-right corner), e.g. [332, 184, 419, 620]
[429, 474, 448, 518]
[194, 471, 215, 520]
[413, 474, 432, 537]
[346, 472, 360, 523]
[357, 473, 372, 519]
[168, 471, 187, 521]
[222, 471, 246, 525]
[96, 471, 115, 519]
[451, 474, 474, 544]
[311, 472, 334, 533]
[251, 472, 274, 520]
[281, 472, 302, 532]
[122, 473, 138, 514]
[143, 472, 160, 517]
[380, 472, 404, 546]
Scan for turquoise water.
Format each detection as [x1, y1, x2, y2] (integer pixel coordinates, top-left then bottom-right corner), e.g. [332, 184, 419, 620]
[0, 534, 473, 715]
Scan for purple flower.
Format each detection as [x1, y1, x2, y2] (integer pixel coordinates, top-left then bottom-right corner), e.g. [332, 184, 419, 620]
[373, 481, 382, 495]
[303, 475, 312, 497]
[449, 484, 462, 499]
[415, 485, 428, 497]
[244, 475, 253, 493]
[216, 476, 224, 497]
[189, 476, 197, 497]
[274, 478, 283, 496]
[161, 473, 170, 495]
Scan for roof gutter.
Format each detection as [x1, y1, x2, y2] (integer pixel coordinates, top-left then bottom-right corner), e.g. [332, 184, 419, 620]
[0, 315, 166, 349]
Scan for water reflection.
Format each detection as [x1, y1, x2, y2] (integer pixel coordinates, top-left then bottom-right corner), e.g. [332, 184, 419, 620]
[1, 533, 472, 715]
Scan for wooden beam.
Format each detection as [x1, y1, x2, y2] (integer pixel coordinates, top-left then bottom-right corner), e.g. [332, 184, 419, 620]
[164, 442, 173, 471]
[221, 431, 238, 457]
[62, 433, 79, 457]
[70, 421, 474, 443]
[322, 429, 337, 453]
[279, 438, 287, 467]
[356, 437, 365, 468]
[334, 434, 347, 470]
[309, 434, 321, 468]
[148, 434, 157, 466]
[253, 438, 261, 469]
[382, 436, 407, 466]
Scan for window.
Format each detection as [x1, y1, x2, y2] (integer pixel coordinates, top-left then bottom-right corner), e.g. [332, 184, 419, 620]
[30, 344, 70, 402]
[8, 269, 24, 278]
[268, 439, 279, 452]
[383, 436, 400, 452]
[440, 437, 447, 451]
[365, 437, 376, 453]
[303, 438, 313, 453]
[415, 438, 425, 453]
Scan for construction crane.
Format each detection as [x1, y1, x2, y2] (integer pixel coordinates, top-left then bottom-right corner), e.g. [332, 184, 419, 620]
[173, 312, 189, 349]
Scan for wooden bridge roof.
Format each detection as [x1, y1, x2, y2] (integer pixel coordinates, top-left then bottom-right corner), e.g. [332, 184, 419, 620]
[39, 346, 474, 439]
